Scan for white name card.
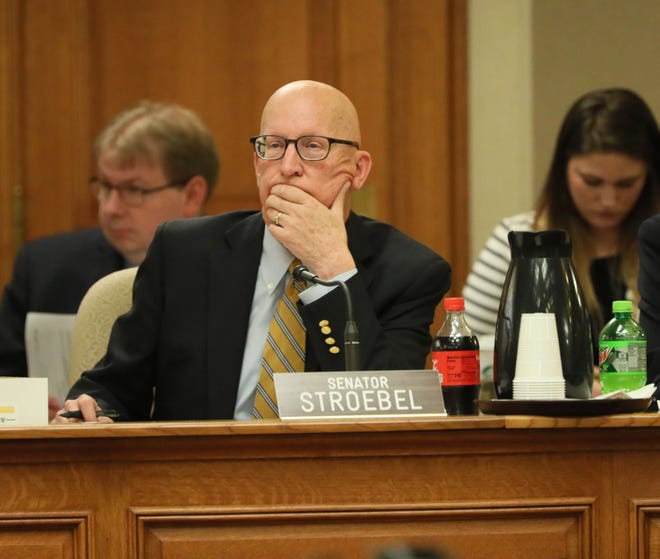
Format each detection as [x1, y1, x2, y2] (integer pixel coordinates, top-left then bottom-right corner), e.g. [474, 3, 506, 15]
[0, 377, 48, 426]
[274, 369, 446, 420]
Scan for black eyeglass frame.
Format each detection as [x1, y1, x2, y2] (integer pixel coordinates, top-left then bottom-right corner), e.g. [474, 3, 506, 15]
[249, 135, 360, 161]
[89, 176, 190, 206]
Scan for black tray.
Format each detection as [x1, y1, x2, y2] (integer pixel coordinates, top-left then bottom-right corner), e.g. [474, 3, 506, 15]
[478, 397, 653, 417]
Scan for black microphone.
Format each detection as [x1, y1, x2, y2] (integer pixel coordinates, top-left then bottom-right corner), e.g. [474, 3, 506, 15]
[293, 264, 361, 371]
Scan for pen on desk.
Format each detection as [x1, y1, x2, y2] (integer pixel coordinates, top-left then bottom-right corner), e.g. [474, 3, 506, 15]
[58, 409, 121, 420]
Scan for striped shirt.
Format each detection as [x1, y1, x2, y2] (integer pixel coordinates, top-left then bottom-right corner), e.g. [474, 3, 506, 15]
[462, 212, 535, 335]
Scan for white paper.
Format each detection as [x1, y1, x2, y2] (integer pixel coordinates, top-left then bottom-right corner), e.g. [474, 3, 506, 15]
[25, 312, 76, 402]
[0, 377, 48, 425]
[593, 383, 656, 400]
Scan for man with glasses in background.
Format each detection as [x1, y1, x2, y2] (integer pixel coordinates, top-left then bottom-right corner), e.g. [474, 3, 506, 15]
[0, 101, 219, 415]
[55, 80, 450, 423]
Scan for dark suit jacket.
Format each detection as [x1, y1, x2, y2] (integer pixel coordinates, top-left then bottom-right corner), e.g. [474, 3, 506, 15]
[638, 214, 660, 387]
[69, 211, 451, 421]
[0, 228, 125, 376]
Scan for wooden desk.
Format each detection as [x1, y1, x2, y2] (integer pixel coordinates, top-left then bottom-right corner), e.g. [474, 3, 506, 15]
[2, 414, 660, 558]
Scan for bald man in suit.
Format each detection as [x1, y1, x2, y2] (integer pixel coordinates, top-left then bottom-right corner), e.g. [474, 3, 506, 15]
[55, 81, 451, 423]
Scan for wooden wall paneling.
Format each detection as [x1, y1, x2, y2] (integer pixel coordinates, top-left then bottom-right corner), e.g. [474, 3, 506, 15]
[87, 0, 313, 218]
[67, 1, 94, 234]
[132, 505, 590, 559]
[8, 417, 657, 557]
[9, 0, 467, 339]
[309, 0, 470, 275]
[631, 499, 660, 558]
[22, 0, 94, 238]
[198, 0, 312, 215]
[0, 514, 90, 558]
[0, 0, 21, 288]
[613, 451, 660, 558]
[82, 0, 466, 243]
[390, 0, 453, 260]
[10, 0, 467, 255]
[388, 0, 468, 341]
[447, 0, 469, 296]
[307, 0, 338, 85]
[334, 0, 390, 221]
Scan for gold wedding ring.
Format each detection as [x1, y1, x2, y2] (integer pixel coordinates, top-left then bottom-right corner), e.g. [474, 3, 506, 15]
[274, 211, 282, 226]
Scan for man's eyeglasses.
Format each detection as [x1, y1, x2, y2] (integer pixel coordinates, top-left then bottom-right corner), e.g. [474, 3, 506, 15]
[250, 135, 359, 161]
[89, 177, 189, 207]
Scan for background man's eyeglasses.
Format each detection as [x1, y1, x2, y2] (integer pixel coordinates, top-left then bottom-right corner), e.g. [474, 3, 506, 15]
[250, 135, 359, 161]
[89, 177, 189, 207]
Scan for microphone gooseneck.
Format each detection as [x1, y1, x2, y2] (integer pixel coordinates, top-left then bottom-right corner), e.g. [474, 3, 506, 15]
[292, 264, 361, 371]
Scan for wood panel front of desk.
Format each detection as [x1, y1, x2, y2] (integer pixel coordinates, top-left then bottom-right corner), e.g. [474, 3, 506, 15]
[1, 416, 660, 559]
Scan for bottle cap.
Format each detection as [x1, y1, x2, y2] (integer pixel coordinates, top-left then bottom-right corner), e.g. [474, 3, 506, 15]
[612, 300, 633, 313]
[443, 297, 465, 311]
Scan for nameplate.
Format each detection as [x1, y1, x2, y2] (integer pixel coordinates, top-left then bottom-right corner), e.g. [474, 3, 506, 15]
[274, 370, 446, 419]
[0, 377, 48, 426]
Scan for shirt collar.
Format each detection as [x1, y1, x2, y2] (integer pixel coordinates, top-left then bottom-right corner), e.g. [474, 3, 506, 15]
[260, 227, 295, 294]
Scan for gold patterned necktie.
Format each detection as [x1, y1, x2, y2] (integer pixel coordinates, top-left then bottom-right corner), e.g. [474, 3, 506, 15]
[252, 260, 306, 419]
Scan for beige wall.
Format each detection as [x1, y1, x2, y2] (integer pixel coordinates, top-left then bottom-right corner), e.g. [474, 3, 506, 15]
[469, 0, 660, 262]
[469, 0, 534, 261]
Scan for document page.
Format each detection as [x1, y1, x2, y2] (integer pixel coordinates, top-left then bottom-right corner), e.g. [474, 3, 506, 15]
[25, 312, 76, 401]
[0, 377, 48, 425]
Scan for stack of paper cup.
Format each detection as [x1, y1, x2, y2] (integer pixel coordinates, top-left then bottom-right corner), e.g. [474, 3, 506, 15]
[512, 312, 566, 400]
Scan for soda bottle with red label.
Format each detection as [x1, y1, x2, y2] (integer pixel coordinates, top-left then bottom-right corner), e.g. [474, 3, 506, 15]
[431, 297, 480, 415]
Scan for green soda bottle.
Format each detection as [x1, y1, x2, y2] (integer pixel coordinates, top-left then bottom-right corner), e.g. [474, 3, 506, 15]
[599, 300, 647, 393]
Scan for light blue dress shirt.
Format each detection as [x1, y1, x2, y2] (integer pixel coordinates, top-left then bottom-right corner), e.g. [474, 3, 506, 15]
[233, 228, 356, 419]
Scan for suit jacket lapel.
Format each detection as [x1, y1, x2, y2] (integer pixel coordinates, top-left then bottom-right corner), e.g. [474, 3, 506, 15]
[206, 213, 264, 418]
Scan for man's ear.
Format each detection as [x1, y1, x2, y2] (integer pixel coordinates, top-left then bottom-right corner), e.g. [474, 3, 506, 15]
[183, 175, 209, 216]
[350, 150, 373, 192]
